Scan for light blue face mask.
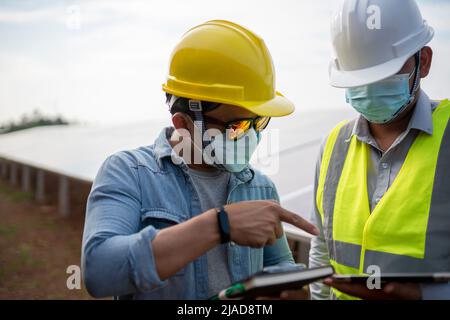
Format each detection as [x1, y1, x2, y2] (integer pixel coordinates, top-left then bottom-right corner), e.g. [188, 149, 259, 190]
[204, 128, 261, 173]
[345, 67, 419, 124]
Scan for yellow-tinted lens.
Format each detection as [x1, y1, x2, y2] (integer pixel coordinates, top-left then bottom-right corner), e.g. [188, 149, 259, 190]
[227, 120, 252, 140]
[254, 117, 271, 132]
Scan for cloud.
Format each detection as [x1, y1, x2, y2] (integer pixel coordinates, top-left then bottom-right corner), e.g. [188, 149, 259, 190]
[0, 0, 449, 125]
[0, 7, 55, 24]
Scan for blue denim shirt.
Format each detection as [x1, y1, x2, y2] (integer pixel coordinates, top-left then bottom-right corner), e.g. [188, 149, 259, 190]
[82, 127, 294, 299]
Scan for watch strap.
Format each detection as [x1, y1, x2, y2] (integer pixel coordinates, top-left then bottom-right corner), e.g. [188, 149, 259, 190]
[217, 206, 231, 244]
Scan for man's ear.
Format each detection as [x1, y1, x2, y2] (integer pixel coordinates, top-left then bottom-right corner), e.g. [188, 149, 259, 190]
[420, 46, 433, 78]
[172, 112, 192, 131]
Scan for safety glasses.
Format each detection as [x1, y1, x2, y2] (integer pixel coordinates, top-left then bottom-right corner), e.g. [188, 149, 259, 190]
[203, 116, 271, 141]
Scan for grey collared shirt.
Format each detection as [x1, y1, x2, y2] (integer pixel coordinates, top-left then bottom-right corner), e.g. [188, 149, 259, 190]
[354, 91, 436, 212]
[309, 90, 450, 300]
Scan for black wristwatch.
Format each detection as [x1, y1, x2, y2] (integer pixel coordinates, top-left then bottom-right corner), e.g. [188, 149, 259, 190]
[217, 206, 231, 244]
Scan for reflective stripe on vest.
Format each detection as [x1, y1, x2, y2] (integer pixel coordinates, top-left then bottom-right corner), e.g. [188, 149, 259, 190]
[316, 100, 450, 299]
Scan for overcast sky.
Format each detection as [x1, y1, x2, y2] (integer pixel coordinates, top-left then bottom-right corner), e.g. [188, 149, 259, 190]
[1, 0, 449, 125]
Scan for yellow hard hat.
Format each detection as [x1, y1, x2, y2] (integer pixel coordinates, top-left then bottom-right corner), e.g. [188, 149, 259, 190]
[162, 20, 295, 117]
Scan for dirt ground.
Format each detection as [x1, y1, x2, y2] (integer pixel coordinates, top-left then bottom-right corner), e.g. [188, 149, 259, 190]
[0, 180, 93, 299]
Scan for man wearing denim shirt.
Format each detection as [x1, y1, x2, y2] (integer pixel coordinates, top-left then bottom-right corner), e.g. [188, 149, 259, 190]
[81, 20, 318, 299]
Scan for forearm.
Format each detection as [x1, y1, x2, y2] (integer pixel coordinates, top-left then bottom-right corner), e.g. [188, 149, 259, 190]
[308, 142, 331, 300]
[309, 235, 332, 300]
[83, 222, 164, 297]
[83, 207, 221, 296]
[152, 208, 221, 280]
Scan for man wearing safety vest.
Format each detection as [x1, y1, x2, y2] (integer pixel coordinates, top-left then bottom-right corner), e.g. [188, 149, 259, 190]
[309, 0, 450, 300]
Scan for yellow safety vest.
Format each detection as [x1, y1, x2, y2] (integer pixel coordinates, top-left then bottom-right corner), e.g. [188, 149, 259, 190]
[316, 100, 450, 300]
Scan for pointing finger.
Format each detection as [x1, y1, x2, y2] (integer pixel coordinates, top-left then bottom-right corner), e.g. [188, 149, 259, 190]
[278, 209, 319, 235]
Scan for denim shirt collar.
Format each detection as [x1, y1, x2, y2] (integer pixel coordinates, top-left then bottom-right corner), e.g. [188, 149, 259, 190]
[352, 90, 434, 145]
[153, 126, 254, 183]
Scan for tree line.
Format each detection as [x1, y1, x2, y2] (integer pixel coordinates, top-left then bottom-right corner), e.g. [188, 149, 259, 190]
[0, 109, 70, 134]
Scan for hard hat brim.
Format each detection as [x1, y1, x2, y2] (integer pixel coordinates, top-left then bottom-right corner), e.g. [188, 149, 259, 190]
[329, 53, 412, 89]
[237, 92, 295, 117]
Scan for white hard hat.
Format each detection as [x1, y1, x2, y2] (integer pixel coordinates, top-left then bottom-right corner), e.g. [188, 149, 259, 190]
[329, 0, 434, 88]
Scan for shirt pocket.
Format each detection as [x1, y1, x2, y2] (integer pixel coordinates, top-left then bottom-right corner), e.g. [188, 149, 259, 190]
[140, 208, 187, 277]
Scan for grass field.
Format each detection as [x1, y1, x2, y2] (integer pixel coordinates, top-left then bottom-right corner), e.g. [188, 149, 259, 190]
[0, 181, 92, 299]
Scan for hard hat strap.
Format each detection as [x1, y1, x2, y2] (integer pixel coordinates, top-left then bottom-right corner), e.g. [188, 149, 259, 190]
[166, 94, 223, 148]
[189, 104, 207, 149]
[167, 94, 221, 115]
